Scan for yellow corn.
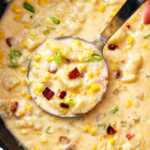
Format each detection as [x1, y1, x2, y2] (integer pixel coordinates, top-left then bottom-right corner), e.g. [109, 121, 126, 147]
[17, 111, 25, 118]
[21, 129, 28, 135]
[14, 15, 22, 22]
[19, 67, 27, 73]
[142, 42, 149, 49]
[38, 0, 49, 5]
[0, 31, 5, 39]
[25, 104, 33, 113]
[79, 64, 87, 72]
[41, 73, 51, 83]
[47, 56, 54, 62]
[127, 36, 134, 45]
[11, 4, 23, 14]
[91, 144, 97, 150]
[125, 99, 134, 108]
[108, 137, 115, 145]
[34, 83, 44, 95]
[97, 3, 106, 12]
[0, 50, 4, 63]
[87, 73, 94, 79]
[82, 125, 97, 136]
[88, 83, 101, 94]
[40, 136, 48, 144]
[32, 145, 39, 150]
[21, 92, 32, 100]
[23, 23, 32, 29]
[34, 54, 42, 62]
[72, 40, 82, 47]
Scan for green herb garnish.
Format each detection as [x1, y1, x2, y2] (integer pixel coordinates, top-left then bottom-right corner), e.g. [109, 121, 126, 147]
[8, 49, 22, 68]
[88, 53, 103, 62]
[144, 34, 150, 39]
[110, 106, 119, 114]
[45, 126, 51, 134]
[54, 53, 62, 65]
[50, 17, 61, 25]
[23, 2, 35, 13]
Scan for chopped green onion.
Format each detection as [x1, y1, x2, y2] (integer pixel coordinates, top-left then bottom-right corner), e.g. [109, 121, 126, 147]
[110, 106, 119, 114]
[144, 33, 150, 39]
[45, 126, 51, 134]
[88, 53, 103, 62]
[8, 49, 22, 68]
[54, 53, 62, 65]
[50, 17, 61, 25]
[23, 2, 35, 13]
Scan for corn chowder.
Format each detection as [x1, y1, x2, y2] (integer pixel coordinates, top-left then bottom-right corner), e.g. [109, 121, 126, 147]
[1, 0, 150, 150]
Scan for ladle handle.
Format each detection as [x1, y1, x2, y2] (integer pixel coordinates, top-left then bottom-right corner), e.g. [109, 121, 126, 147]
[97, 0, 145, 49]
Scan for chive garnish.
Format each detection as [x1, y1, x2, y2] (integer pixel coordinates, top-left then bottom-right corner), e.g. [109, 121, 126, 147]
[144, 33, 150, 39]
[50, 17, 61, 25]
[23, 2, 35, 13]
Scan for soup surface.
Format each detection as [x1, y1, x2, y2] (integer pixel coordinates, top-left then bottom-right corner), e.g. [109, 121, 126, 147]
[0, 0, 150, 150]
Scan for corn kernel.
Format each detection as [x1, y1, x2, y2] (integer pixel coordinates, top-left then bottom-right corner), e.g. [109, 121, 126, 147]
[108, 137, 115, 145]
[97, 3, 106, 12]
[16, 111, 25, 117]
[11, 4, 23, 13]
[19, 67, 27, 73]
[82, 125, 97, 136]
[25, 104, 33, 113]
[32, 145, 39, 150]
[40, 136, 48, 144]
[38, 0, 49, 5]
[0, 31, 5, 39]
[23, 23, 32, 29]
[92, 144, 97, 150]
[41, 73, 51, 83]
[79, 64, 87, 72]
[127, 36, 134, 45]
[88, 83, 101, 94]
[47, 56, 54, 62]
[34, 83, 44, 95]
[72, 40, 82, 47]
[125, 99, 134, 108]
[47, 42, 59, 52]
[14, 15, 22, 22]
[87, 73, 94, 79]
[142, 42, 149, 49]
[34, 54, 42, 62]
[21, 129, 28, 135]
[0, 50, 4, 63]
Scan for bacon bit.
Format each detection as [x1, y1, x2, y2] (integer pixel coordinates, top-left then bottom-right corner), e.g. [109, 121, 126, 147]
[42, 87, 54, 100]
[59, 91, 67, 99]
[108, 44, 118, 50]
[113, 70, 122, 79]
[6, 37, 13, 47]
[65, 58, 71, 64]
[68, 67, 81, 79]
[10, 101, 18, 113]
[60, 103, 69, 109]
[107, 125, 116, 135]
[126, 133, 135, 140]
[59, 136, 70, 144]
[126, 24, 131, 29]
